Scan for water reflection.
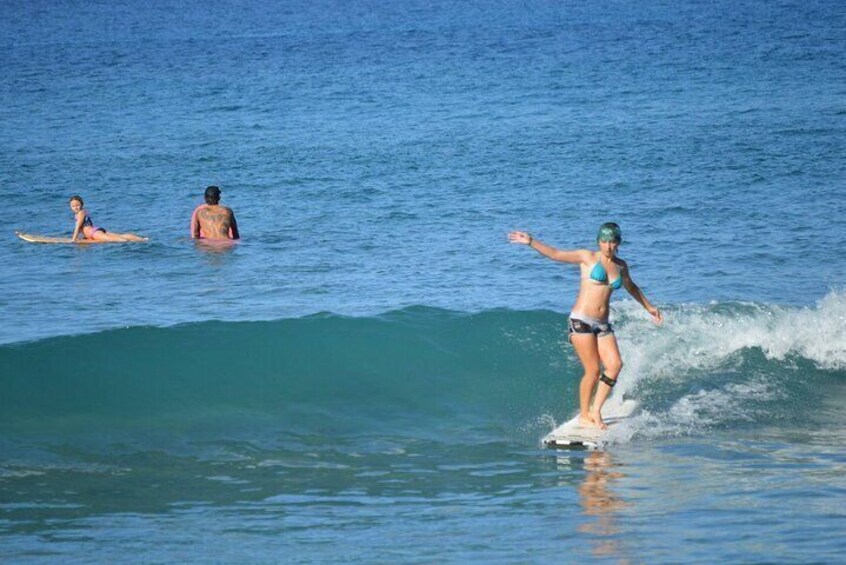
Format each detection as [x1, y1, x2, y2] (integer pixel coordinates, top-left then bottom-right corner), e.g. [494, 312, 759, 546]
[561, 451, 630, 561]
[194, 239, 238, 255]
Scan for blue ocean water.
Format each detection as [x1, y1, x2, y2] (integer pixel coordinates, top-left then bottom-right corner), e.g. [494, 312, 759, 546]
[2, 0, 845, 562]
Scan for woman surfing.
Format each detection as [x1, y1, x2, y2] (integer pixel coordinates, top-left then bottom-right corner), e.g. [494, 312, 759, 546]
[509, 223, 662, 428]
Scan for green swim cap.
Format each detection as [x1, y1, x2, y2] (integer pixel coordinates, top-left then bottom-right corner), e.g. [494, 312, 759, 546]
[597, 222, 622, 243]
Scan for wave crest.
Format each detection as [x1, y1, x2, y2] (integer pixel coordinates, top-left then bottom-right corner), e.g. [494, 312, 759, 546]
[1, 294, 843, 441]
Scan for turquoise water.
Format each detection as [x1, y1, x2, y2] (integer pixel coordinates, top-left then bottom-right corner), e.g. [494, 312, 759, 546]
[2, 0, 845, 562]
[1, 306, 845, 562]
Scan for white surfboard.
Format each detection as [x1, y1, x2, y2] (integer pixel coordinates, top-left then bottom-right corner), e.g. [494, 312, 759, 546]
[17, 231, 115, 244]
[543, 399, 639, 450]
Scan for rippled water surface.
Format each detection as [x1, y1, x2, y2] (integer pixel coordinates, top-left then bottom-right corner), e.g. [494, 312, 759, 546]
[2, 0, 845, 562]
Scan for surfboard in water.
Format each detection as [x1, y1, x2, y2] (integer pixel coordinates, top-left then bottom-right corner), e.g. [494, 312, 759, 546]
[17, 231, 116, 244]
[542, 399, 639, 450]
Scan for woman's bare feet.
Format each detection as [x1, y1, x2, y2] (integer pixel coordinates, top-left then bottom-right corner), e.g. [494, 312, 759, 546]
[589, 411, 607, 430]
[578, 413, 607, 429]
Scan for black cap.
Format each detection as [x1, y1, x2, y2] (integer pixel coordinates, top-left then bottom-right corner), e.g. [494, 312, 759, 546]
[204, 185, 221, 198]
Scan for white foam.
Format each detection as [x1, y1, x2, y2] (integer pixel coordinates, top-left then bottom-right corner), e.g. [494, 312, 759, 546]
[623, 380, 782, 440]
[612, 289, 846, 396]
[602, 290, 846, 440]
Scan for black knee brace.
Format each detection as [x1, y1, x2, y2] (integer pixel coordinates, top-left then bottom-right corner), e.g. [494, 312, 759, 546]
[599, 373, 616, 387]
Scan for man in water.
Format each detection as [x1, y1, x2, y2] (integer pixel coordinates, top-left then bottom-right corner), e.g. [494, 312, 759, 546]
[190, 185, 240, 240]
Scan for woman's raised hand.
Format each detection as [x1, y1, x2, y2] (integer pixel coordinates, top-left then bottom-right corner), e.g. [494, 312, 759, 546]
[508, 231, 532, 245]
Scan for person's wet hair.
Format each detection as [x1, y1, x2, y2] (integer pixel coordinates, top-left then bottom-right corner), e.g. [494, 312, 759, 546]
[204, 186, 221, 205]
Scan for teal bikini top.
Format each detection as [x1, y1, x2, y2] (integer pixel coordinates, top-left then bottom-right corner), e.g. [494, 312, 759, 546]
[589, 262, 623, 290]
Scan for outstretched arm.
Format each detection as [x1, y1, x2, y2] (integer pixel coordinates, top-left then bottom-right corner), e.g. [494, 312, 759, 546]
[621, 263, 663, 325]
[508, 231, 590, 264]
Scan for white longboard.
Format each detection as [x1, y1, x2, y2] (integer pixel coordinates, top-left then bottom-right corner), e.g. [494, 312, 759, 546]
[15, 231, 111, 244]
[543, 399, 639, 450]
[14, 231, 140, 244]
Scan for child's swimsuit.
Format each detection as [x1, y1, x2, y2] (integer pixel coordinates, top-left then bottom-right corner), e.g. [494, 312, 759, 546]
[81, 212, 105, 238]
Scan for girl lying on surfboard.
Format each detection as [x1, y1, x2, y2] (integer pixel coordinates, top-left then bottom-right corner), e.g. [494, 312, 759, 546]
[509, 223, 662, 429]
[69, 195, 147, 242]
